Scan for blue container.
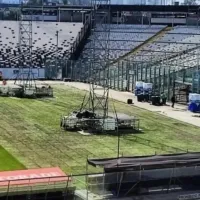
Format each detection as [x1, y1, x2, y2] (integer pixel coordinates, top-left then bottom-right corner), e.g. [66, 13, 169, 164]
[189, 102, 198, 113]
[135, 88, 143, 96]
[143, 88, 152, 95]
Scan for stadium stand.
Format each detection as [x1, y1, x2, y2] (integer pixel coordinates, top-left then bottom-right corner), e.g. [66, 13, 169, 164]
[106, 26, 200, 87]
[131, 26, 200, 65]
[0, 21, 83, 68]
[78, 25, 166, 67]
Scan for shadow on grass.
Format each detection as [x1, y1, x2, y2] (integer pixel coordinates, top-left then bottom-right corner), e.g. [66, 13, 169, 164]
[123, 135, 187, 154]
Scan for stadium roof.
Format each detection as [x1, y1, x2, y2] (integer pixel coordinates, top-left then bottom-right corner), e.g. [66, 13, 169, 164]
[1, 2, 200, 12]
[18, 4, 200, 12]
[1, 0, 199, 5]
[88, 152, 200, 172]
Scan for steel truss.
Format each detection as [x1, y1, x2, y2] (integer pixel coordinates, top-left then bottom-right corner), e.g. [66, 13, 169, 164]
[15, 0, 36, 89]
[60, 0, 141, 133]
[12, 0, 53, 98]
[80, 0, 111, 120]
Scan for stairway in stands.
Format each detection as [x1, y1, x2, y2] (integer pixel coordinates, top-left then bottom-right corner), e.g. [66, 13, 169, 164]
[110, 26, 172, 66]
[69, 18, 92, 61]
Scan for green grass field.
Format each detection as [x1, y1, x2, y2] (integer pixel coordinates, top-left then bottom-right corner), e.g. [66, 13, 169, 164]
[0, 146, 25, 171]
[0, 84, 200, 174]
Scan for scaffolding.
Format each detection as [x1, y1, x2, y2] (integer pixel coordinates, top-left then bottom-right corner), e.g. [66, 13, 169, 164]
[61, 2, 141, 133]
[80, 0, 111, 119]
[9, 0, 54, 98]
[15, 0, 36, 89]
[61, 0, 124, 133]
[86, 152, 200, 199]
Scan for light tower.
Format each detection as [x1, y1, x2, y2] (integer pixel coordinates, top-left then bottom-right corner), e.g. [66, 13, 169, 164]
[14, 0, 53, 98]
[80, 0, 111, 120]
[61, 0, 140, 134]
[61, 0, 116, 133]
[15, 0, 36, 93]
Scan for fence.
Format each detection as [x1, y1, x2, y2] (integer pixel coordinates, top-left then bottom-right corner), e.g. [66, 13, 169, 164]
[0, 175, 74, 200]
[1, 159, 198, 200]
[45, 57, 200, 100]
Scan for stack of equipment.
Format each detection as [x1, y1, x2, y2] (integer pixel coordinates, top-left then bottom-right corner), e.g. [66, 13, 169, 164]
[143, 82, 152, 102]
[151, 95, 161, 106]
[136, 82, 153, 102]
[137, 94, 144, 102]
[135, 81, 144, 96]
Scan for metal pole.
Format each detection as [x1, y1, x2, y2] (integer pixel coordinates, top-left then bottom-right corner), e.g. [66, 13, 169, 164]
[150, 66, 152, 83]
[132, 63, 135, 92]
[109, 68, 112, 88]
[42, 0, 44, 22]
[117, 61, 120, 90]
[56, 30, 58, 80]
[167, 67, 171, 100]
[117, 122, 120, 158]
[126, 61, 129, 91]
[149, 12, 151, 26]
[197, 47, 200, 93]
[158, 67, 161, 94]
[173, 69, 175, 97]
[136, 63, 138, 81]
[192, 68, 195, 93]
[141, 12, 144, 25]
[121, 61, 124, 90]
[163, 67, 166, 93]
[117, 11, 119, 24]
[145, 64, 147, 82]
[59, 8, 61, 22]
[114, 68, 116, 89]
[6, 180, 10, 200]
[86, 158, 89, 200]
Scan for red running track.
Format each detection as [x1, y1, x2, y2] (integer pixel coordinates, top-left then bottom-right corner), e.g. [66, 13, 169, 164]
[0, 167, 70, 186]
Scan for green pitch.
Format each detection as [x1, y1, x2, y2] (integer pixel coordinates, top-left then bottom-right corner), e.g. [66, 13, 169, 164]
[0, 146, 25, 171]
[0, 84, 200, 175]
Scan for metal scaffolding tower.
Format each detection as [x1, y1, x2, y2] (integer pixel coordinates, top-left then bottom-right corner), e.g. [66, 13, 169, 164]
[61, 0, 140, 133]
[80, 0, 111, 119]
[15, 0, 35, 89]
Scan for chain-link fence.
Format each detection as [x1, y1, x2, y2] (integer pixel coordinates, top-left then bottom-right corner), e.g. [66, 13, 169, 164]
[2, 164, 199, 200]
[44, 56, 200, 101]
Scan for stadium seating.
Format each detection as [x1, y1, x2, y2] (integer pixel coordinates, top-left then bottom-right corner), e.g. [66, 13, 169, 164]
[113, 25, 200, 84]
[132, 26, 200, 64]
[0, 21, 83, 68]
[77, 24, 166, 71]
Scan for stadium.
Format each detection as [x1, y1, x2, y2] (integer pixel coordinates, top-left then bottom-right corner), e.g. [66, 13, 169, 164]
[1, 0, 200, 199]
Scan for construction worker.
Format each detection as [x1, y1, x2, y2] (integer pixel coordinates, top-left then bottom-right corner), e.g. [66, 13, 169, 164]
[171, 95, 175, 108]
